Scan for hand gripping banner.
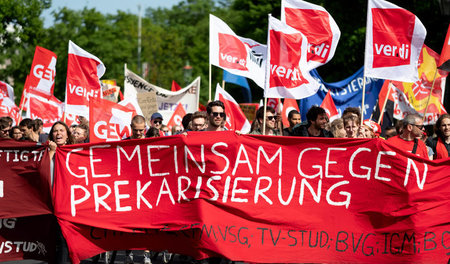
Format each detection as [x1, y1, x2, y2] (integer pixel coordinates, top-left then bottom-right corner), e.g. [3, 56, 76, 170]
[52, 133, 450, 263]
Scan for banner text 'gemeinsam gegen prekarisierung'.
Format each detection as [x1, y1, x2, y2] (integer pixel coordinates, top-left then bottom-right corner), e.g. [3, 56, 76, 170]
[52, 132, 450, 263]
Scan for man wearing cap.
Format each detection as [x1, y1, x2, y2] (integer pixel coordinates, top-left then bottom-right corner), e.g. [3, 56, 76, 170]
[150, 112, 165, 136]
[387, 114, 429, 159]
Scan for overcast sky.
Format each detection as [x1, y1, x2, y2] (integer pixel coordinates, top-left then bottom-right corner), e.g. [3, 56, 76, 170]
[42, 0, 182, 27]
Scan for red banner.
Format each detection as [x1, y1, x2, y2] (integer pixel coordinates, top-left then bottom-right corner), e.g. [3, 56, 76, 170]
[53, 132, 450, 263]
[0, 139, 55, 262]
[26, 46, 57, 98]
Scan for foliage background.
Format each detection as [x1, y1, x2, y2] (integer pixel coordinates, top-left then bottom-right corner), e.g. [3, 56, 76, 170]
[0, 0, 449, 109]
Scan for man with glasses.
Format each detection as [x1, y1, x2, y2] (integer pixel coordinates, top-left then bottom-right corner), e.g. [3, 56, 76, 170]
[150, 112, 165, 136]
[190, 111, 208, 131]
[387, 114, 429, 159]
[205, 101, 227, 131]
[0, 117, 11, 139]
[250, 106, 280, 135]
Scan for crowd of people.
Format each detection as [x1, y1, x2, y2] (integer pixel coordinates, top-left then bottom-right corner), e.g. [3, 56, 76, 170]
[1, 100, 449, 264]
[1, 100, 450, 160]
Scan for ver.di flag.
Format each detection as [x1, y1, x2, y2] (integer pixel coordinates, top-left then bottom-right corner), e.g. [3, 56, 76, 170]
[265, 15, 320, 99]
[65, 40, 106, 119]
[364, 0, 426, 82]
[210, 14, 267, 88]
[27, 93, 63, 133]
[281, 0, 340, 70]
[0, 81, 14, 102]
[215, 84, 251, 133]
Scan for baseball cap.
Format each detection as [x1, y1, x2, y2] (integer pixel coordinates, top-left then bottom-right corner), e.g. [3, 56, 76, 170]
[151, 112, 163, 120]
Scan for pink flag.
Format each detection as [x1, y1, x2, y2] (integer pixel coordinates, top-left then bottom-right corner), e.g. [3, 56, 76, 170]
[210, 14, 267, 88]
[166, 103, 186, 131]
[281, 0, 340, 69]
[26, 46, 57, 98]
[28, 93, 63, 133]
[320, 90, 339, 122]
[0, 97, 21, 125]
[89, 97, 137, 143]
[65, 40, 105, 119]
[364, 0, 426, 82]
[215, 84, 251, 133]
[0, 81, 14, 102]
[265, 15, 320, 99]
[281, 98, 300, 127]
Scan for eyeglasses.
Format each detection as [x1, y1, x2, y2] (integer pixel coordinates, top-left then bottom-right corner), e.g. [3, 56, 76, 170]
[152, 120, 162, 124]
[412, 124, 424, 130]
[193, 123, 205, 127]
[0, 129, 9, 133]
[267, 116, 276, 121]
[211, 112, 225, 118]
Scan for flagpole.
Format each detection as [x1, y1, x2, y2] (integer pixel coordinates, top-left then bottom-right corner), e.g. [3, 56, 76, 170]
[422, 69, 438, 122]
[262, 97, 267, 135]
[209, 64, 212, 102]
[360, 76, 366, 126]
[377, 82, 391, 124]
[222, 80, 225, 91]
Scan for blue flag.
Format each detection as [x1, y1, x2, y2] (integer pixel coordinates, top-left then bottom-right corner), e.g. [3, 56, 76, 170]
[299, 67, 384, 121]
[223, 70, 251, 103]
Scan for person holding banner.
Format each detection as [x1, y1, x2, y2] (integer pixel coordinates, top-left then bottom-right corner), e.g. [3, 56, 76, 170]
[283, 109, 301, 136]
[292, 106, 333, 138]
[190, 111, 208, 132]
[205, 101, 227, 132]
[250, 106, 281, 136]
[48, 121, 74, 160]
[427, 114, 450, 159]
[387, 114, 429, 159]
[343, 114, 361, 138]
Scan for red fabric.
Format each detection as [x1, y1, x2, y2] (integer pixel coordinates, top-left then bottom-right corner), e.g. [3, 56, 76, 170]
[26, 46, 57, 98]
[0, 140, 55, 262]
[29, 94, 62, 132]
[320, 90, 339, 121]
[52, 133, 449, 263]
[89, 97, 137, 143]
[281, 98, 299, 127]
[438, 24, 450, 71]
[387, 135, 429, 159]
[435, 137, 449, 159]
[166, 103, 186, 131]
[171, 80, 182, 92]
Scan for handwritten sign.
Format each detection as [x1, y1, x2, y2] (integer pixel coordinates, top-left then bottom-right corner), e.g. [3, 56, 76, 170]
[136, 91, 157, 122]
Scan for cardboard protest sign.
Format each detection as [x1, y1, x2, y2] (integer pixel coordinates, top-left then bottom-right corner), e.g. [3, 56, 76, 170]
[136, 91, 158, 122]
[53, 133, 450, 263]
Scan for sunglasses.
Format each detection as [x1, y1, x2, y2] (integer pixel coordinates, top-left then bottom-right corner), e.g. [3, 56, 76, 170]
[211, 112, 225, 118]
[412, 124, 424, 130]
[153, 120, 162, 124]
[267, 116, 276, 121]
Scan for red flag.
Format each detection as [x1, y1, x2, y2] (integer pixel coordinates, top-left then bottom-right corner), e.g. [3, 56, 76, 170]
[215, 84, 251, 133]
[28, 93, 63, 133]
[166, 103, 186, 131]
[171, 80, 182, 92]
[281, 98, 300, 127]
[89, 97, 137, 143]
[0, 81, 14, 102]
[320, 91, 339, 121]
[25, 46, 57, 98]
[438, 24, 450, 71]
[265, 16, 320, 99]
[364, 0, 426, 82]
[0, 97, 21, 125]
[198, 103, 206, 112]
[65, 40, 105, 119]
[281, 0, 340, 69]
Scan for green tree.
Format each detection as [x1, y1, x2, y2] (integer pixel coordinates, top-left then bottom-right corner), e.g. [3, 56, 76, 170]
[0, 0, 51, 104]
